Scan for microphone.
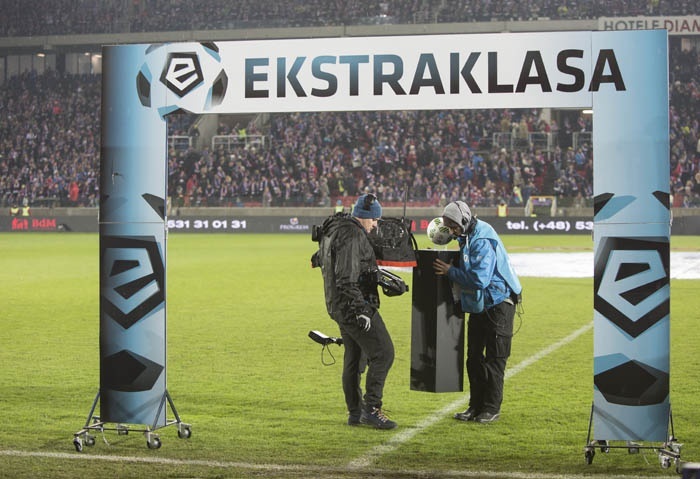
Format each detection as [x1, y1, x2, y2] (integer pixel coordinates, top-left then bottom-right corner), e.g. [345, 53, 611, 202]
[308, 330, 343, 346]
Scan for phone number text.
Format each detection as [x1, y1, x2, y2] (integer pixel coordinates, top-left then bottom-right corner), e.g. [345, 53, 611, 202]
[167, 219, 248, 230]
[505, 220, 593, 232]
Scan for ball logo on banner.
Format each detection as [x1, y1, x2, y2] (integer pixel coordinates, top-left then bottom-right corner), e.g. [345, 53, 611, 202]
[136, 42, 228, 113]
[160, 52, 204, 97]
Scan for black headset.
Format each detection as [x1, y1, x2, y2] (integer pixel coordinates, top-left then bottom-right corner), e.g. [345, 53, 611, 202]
[456, 201, 477, 235]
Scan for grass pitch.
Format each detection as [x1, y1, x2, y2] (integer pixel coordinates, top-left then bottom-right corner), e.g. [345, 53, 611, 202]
[0, 233, 698, 478]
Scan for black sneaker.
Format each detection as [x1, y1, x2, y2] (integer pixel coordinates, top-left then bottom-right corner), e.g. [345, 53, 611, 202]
[347, 413, 361, 426]
[360, 407, 397, 429]
[474, 411, 500, 423]
[454, 407, 478, 422]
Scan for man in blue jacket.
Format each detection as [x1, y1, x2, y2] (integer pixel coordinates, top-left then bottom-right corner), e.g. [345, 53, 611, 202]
[433, 200, 522, 424]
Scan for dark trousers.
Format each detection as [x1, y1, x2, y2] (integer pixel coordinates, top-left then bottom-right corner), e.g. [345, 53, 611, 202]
[338, 310, 394, 414]
[466, 301, 515, 414]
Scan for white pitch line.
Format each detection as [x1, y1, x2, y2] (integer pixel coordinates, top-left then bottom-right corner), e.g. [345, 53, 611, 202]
[0, 449, 328, 473]
[0, 448, 668, 479]
[346, 321, 594, 469]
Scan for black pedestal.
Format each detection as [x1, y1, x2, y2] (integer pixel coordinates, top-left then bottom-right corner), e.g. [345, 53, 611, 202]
[410, 249, 464, 393]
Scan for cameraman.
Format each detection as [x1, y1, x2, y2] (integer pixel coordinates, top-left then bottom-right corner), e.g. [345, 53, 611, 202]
[433, 201, 522, 424]
[316, 193, 397, 429]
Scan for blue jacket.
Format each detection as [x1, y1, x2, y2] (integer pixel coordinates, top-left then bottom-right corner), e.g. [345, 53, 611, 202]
[447, 219, 522, 313]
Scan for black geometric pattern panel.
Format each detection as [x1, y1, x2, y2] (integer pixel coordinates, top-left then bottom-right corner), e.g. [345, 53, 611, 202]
[652, 190, 670, 210]
[142, 193, 165, 220]
[101, 349, 164, 392]
[594, 359, 668, 406]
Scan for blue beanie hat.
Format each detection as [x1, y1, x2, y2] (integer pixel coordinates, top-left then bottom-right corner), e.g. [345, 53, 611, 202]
[352, 193, 382, 219]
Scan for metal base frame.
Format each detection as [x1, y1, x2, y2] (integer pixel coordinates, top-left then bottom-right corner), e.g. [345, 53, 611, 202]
[73, 390, 191, 452]
[584, 403, 682, 472]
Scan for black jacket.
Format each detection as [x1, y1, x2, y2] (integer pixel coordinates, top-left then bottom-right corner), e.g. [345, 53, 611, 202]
[317, 214, 380, 323]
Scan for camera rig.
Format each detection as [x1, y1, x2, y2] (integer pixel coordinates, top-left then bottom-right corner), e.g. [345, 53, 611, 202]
[376, 268, 408, 296]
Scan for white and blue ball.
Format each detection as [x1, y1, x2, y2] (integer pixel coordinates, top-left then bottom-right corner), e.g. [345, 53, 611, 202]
[427, 217, 453, 245]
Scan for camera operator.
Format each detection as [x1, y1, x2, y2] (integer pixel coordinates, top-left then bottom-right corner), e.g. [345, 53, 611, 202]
[433, 201, 522, 424]
[315, 193, 397, 429]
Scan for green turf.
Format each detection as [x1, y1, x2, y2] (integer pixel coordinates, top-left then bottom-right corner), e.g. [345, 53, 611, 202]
[0, 233, 697, 478]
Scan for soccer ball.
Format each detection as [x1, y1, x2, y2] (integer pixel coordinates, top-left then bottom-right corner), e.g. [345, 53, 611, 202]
[427, 217, 453, 245]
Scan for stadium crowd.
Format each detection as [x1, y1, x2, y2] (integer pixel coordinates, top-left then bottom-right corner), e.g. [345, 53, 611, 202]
[1, 3, 698, 210]
[0, 0, 697, 36]
[169, 106, 596, 209]
[0, 71, 101, 208]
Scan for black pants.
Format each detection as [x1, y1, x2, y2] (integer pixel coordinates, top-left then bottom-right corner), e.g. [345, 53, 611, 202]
[466, 301, 515, 415]
[337, 310, 394, 415]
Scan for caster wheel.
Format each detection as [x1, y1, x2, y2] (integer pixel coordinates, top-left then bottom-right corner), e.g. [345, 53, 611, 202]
[147, 436, 162, 450]
[178, 425, 192, 439]
[598, 440, 610, 453]
[85, 435, 96, 447]
[660, 455, 671, 469]
[73, 437, 83, 452]
[117, 425, 129, 436]
[584, 447, 595, 465]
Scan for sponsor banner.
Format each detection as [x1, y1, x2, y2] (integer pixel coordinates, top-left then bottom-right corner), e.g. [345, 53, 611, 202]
[415, 217, 595, 235]
[4, 216, 71, 231]
[99, 222, 167, 426]
[98, 44, 168, 426]
[599, 16, 700, 35]
[121, 31, 637, 114]
[592, 30, 669, 441]
[4, 214, 700, 234]
[164, 216, 599, 235]
[165, 216, 325, 233]
[593, 226, 670, 440]
[101, 46, 167, 225]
